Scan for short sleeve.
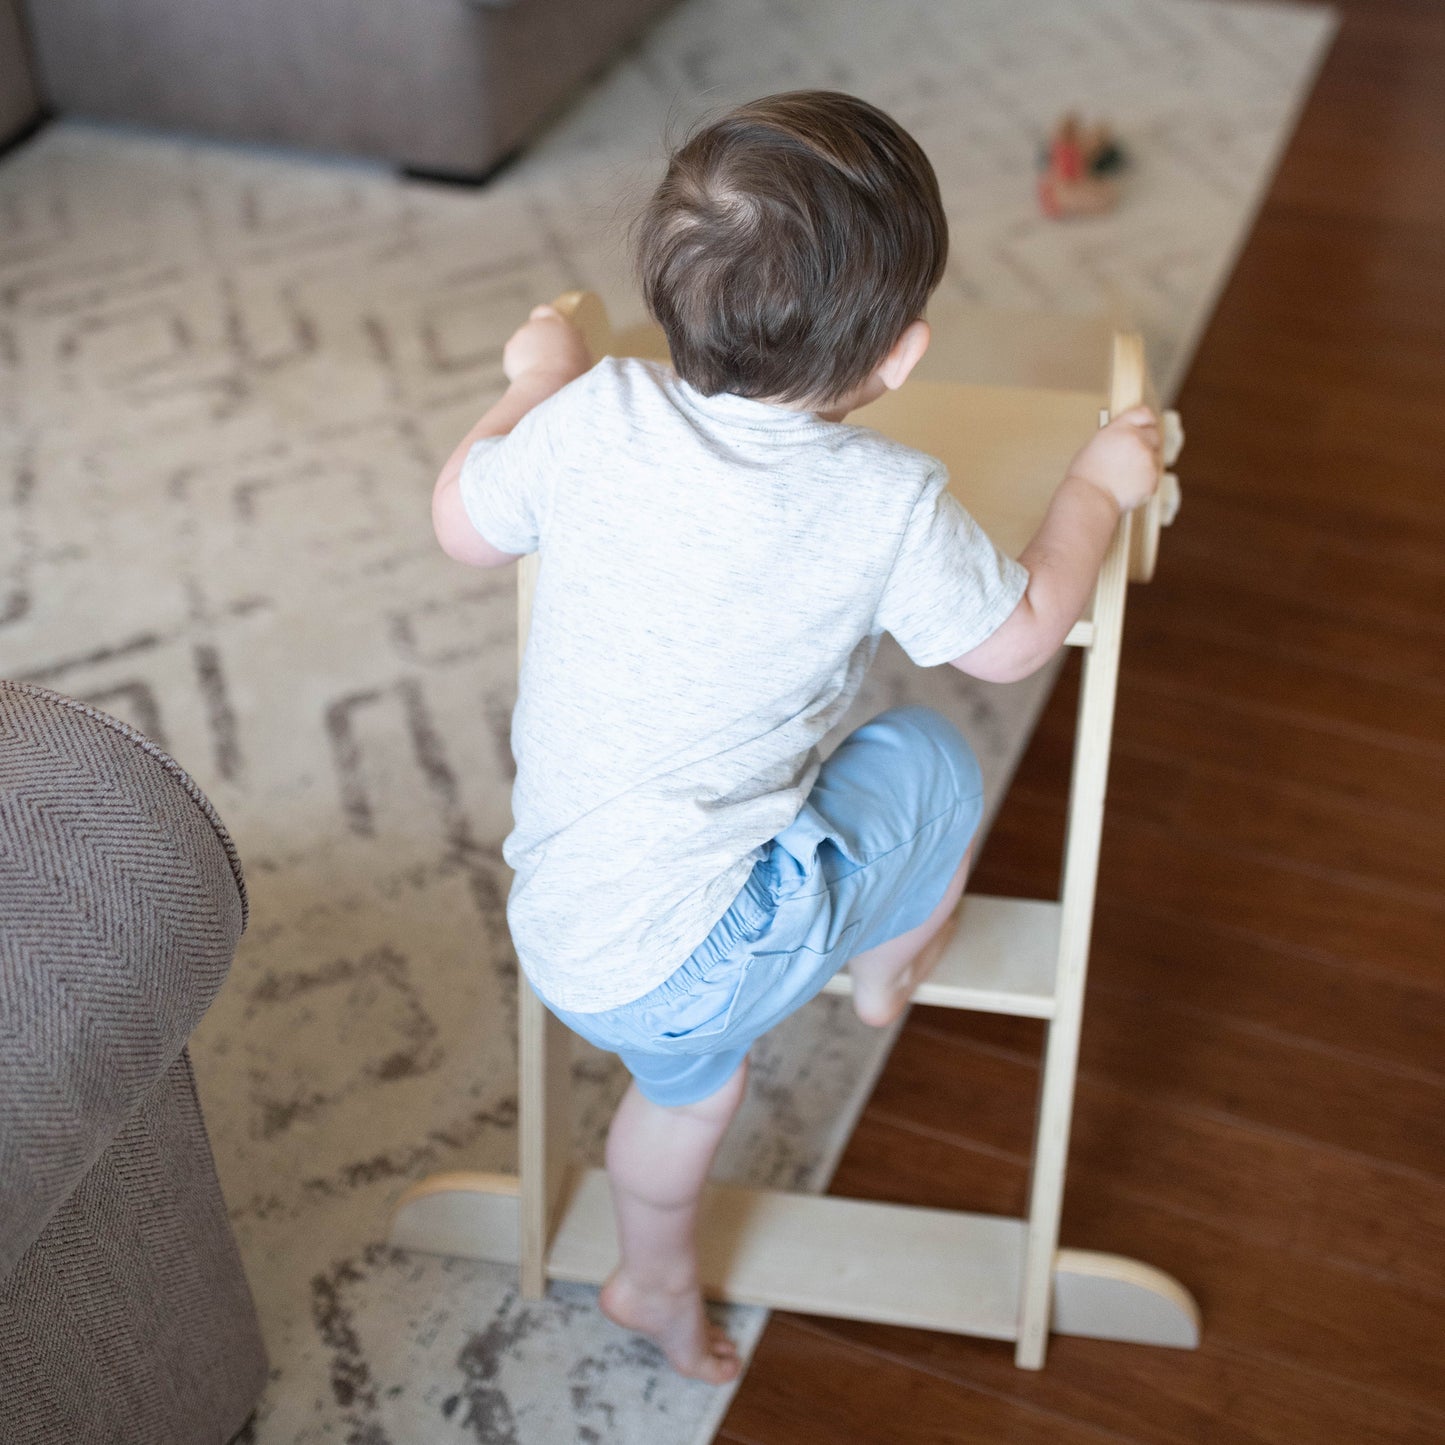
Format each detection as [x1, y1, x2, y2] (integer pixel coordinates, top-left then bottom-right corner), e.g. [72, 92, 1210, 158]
[456, 383, 570, 556]
[874, 468, 1030, 666]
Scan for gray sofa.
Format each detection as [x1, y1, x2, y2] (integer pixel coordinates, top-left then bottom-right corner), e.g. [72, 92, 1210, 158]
[0, 682, 266, 1445]
[2, 0, 674, 177]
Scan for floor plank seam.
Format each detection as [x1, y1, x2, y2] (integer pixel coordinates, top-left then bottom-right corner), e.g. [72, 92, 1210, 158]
[861, 1106, 1445, 1300]
[1116, 672, 1445, 758]
[1129, 617, 1445, 700]
[1166, 531, 1445, 592]
[1064, 805, 1445, 909]
[775, 1315, 1153, 1445]
[1089, 894, 1445, 1000]
[1077, 983, 1445, 1088]
[900, 1023, 1445, 1184]
[1202, 1337, 1445, 1421]
[1105, 735, 1445, 834]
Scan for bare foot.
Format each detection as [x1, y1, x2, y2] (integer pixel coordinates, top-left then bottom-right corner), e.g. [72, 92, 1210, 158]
[851, 907, 961, 1028]
[599, 1268, 742, 1384]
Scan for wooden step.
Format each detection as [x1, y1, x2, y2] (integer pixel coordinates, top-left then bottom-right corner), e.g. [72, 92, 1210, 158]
[548, 1168, 1026, 1340]
[819, 893, 1061, 1019]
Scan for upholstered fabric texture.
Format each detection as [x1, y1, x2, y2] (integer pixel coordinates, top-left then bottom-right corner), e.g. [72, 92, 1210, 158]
[0, 681, 264, 1445]
[23, 0, 677, 173]
[0, 1054, 268, 1445]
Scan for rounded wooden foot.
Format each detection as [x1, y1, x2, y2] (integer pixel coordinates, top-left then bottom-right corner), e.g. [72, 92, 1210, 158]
[1050, 1248, 1201, 1349]
[387, 1170, 522, 1266]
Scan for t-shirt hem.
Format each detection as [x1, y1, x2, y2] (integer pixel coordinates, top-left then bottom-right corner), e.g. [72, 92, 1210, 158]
[522, 852, 761, 1016]
[905, 558, 1031, 668]
[458, 437, 535, 555]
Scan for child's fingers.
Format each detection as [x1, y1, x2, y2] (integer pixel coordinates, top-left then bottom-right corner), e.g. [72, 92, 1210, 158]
[530, 303, 559, 320]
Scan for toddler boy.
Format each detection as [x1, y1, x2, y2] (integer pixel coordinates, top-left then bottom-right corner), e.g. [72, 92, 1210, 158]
[432, 91, 1160, 1384]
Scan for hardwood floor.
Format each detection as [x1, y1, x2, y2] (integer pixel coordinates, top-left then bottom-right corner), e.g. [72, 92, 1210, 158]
[719, 2, 1445, 1439]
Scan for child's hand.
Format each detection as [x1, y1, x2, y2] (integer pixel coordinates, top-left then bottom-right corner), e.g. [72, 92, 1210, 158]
[1065, 405, 1162, 512]
[503, 304, 592, 388]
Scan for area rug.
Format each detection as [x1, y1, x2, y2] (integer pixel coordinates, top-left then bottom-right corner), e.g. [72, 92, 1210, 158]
[0, 0, 1335, 1440]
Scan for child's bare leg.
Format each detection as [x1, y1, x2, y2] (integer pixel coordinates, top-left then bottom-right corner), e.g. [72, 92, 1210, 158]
[847, 844, 972, 1028]
[598, 1055, 749, 1384]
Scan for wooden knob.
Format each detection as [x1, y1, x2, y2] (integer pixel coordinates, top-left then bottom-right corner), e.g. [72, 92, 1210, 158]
[1104, 333, 1180, 584]
[1159, 473, 1182, 527]
[1162, 410, 1184, 467]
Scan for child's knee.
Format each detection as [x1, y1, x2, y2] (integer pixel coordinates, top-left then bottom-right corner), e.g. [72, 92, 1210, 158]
[873, 705, 983, 808]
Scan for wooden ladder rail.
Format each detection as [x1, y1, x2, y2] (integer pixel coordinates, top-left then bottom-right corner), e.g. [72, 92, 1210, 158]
[1015, 333, 1141, 1366]
[516, 548, 578, 1301]
[518, 288, 616, 1301]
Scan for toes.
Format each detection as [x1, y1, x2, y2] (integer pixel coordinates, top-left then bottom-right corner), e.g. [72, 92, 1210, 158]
[700, 1353, 742, 1384]
[698, 1324, 742, 1378]
[675, 1343, 740, 1384]
[708, 1324, 741, 1358]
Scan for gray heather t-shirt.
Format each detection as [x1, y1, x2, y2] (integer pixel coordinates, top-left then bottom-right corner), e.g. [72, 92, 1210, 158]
[459, 356, 1029, 1013]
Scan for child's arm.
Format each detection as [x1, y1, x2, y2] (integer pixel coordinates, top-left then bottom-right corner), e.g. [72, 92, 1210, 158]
[948, 405, 1161, 683]
[432, 305, 591, 568]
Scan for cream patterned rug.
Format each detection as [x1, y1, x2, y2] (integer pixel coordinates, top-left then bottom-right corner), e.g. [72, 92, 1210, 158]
[0, 0, 1334, 1440]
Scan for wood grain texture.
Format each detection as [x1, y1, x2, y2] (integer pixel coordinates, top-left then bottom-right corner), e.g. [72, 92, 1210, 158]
[720, 0, 1445, 1436]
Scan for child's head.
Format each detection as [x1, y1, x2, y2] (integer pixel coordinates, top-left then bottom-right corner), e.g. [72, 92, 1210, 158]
[633, 90, 948, 409]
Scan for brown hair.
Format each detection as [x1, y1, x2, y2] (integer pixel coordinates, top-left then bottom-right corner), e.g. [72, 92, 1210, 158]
[633, 91, 948, 408]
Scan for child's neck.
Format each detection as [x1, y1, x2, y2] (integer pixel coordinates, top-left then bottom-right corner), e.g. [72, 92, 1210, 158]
[768, 372, 888, 425]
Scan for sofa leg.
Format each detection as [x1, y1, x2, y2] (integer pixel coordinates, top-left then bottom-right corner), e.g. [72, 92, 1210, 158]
[0, 109, 52, 163]
[401, 146, 523, 189]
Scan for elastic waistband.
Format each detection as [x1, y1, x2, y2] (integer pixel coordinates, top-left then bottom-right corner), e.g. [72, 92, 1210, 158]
[682, 850, 779, 975]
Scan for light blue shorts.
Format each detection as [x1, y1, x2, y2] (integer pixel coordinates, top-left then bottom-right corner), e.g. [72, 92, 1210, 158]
[538, 706, 984, 1109]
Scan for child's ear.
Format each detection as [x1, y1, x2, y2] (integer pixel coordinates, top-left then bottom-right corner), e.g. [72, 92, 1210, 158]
[876, 319, 932, 392]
